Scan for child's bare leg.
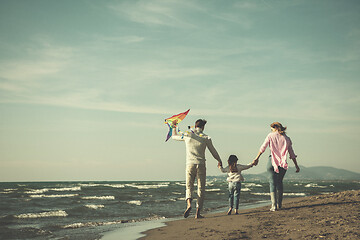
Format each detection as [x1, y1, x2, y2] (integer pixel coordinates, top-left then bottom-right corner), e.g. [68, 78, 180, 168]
[235, 209, 239, 214]
[227, 208, 232, 215]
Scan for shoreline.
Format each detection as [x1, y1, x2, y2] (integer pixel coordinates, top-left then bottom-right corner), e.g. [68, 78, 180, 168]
[101, 201, 272, 240]
[139, 190, 359, 240]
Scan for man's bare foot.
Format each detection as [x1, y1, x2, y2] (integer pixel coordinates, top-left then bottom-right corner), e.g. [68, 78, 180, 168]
[227, 208, 232, 215]
[195, 214, 204, 219]
[183, 207, 191, 218]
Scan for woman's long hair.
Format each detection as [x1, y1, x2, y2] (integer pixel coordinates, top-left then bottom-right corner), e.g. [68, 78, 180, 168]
[270, 122, 287, 135]
[228, 155, 238, 173]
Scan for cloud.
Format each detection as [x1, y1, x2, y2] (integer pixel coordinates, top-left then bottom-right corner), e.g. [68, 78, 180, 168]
[91, 35, 145, 44]
[0, 60, 65, 82]
[0, 39, 74, 83]
[108, 0, 200, 28]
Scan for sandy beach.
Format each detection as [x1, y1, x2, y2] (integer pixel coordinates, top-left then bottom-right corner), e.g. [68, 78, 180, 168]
[140, 190, 359, 240]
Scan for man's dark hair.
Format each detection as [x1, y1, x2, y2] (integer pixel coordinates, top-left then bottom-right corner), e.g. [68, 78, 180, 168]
[195, 119, 207, 129]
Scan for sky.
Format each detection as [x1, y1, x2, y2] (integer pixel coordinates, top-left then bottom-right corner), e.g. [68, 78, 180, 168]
[0, 0, 359, 181]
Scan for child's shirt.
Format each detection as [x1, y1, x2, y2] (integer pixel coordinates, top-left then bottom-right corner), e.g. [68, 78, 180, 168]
[219, 163, 253, 182]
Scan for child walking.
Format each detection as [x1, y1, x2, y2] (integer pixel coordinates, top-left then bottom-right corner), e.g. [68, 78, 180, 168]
[219, 155, 253, 215]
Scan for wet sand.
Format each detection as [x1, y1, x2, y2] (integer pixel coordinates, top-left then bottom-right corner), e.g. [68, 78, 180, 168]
[140, 190, 360, 240]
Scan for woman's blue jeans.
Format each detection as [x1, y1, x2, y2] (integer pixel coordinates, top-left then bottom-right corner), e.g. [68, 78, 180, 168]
[228, 181, 241, 209]
[267, 156, 286, 193]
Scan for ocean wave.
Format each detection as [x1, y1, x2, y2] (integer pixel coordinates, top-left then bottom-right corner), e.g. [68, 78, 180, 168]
[79, 183, 101, 187]
[85, 204, 105, 210]
[63, 221, 122, 229]
[125, 183, 169, 189]
[154, 198, 177, 203]
[25, 189, 49, 194]
[175, 182, 186, 186]
[15, 210, 68, 219]
[81, 196, 115, 200]
[304, 183, 327, 188]
[172, 192, 182, 195]
[241, 188, 251, 192]
[127, 200, 142, 206]
[63, 216, 166, 229]
[29, 194, 78, 198]
[0, 191, 14, 194]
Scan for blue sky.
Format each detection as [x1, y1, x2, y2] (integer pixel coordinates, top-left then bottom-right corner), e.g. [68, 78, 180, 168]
[0, 0, 359, 181]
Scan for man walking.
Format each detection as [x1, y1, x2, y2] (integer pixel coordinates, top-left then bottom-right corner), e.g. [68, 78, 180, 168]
[172, 119, 222, 219]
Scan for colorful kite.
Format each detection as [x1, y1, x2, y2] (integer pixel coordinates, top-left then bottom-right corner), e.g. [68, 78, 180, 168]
[164, 109, 190, 142]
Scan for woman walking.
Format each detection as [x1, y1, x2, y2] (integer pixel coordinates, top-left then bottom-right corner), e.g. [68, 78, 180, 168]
[252, 122, 300, 211]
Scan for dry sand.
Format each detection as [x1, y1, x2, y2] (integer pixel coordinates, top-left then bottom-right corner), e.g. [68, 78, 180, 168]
[141, 190, 359, 240]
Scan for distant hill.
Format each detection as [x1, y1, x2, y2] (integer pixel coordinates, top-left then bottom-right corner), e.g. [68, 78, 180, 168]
[208, 166, 360, 181]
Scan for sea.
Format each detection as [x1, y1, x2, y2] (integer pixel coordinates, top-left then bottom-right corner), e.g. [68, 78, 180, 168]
[0, 179, 359, 240]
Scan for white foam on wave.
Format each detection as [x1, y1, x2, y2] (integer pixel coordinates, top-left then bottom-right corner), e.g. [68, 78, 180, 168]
[175, 182, 186, 186]
[85, 204, 105, 209]
[0, 189, 15, 194]
[252, 192, 306, 196]
[79, 183, 125, 188]
[51, 186, 81, 191]
[15, 210, 68, 219]
[304, 183, 327, 188]
[81, 196, 115, 200]
[105, 184, 125, 188]
[25, 186, 81, 194]
[30, 194, 78, 198]
[25, 189, 49, 194]
[63, 216, 166, 229]
[241, 188, 251, 192]
[125, 183, 169, 189]
[79, 183, 101, 187]
[63, 221, 121, 229]
[284, 193, 306, 196]
[244, 183, 263, 187]
[172, 192, 182, 195]
[127, 200, 142, 206]
[206, 188, 221, 192]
